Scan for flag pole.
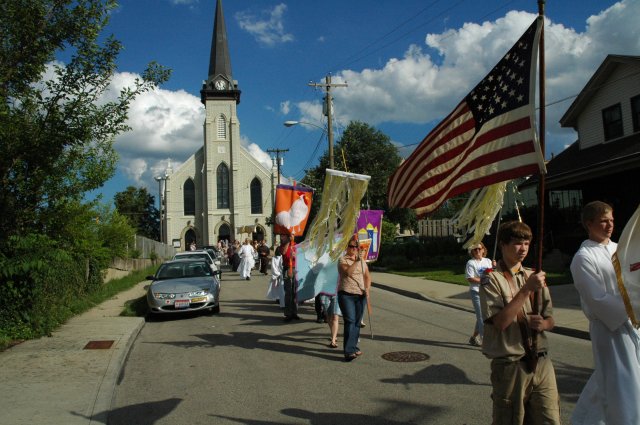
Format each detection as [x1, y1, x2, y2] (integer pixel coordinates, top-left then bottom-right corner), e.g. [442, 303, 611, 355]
[535, 0, 546, 305]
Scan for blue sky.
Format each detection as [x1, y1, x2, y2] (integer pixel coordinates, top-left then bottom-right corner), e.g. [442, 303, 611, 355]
[87, 0, 639, 203]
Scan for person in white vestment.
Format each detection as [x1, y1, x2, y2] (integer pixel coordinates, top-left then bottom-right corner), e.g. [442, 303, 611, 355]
[267, 247, 285, 307]
[238, 238, 256, 281]
[570, 201, 640, 425]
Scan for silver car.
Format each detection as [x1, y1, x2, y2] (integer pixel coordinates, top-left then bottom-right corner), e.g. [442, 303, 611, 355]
[173, 250, 221, 272]
[146, 259, 221, 316]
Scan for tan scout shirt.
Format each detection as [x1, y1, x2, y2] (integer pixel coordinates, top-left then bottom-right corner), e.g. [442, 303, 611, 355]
[338, 256, 366, 295]
[480, 262, 553, 361]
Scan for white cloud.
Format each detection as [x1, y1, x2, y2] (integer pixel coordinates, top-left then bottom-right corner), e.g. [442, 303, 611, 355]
[235, 3, 294, 47]
[296, 0, 640, 156]
[240, 134, 273, 170]
[104, 71, 271, 190]
[280, 100, 290, 115]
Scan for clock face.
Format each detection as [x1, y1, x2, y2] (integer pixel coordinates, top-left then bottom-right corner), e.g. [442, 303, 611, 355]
[215, 80, 227, 90]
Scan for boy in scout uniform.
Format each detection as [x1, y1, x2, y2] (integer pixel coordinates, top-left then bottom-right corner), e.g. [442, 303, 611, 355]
[480, 221, 560, 425]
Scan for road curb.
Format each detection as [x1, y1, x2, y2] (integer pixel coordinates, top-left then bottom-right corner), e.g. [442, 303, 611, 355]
[91, 317, 145, 425]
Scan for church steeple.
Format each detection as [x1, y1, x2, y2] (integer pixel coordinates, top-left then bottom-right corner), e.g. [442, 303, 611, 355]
[201, 0, 241, 104]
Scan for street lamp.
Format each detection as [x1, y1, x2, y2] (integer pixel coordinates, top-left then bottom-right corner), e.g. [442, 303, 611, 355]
[154, 175, 167, 243]
[283, 120, 333, 168]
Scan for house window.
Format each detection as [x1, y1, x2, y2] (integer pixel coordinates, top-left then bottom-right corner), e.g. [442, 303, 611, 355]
[217, 114, 227, 140]
[216, 163, 229, 209]
[631, 95, 640, 133]
[183, 179, 195, 216]
[602, 103, 623, 141]
[250, 178, 262, 214]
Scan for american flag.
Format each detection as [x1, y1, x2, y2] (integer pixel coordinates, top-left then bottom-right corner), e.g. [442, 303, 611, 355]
[387, 17, 545, 217]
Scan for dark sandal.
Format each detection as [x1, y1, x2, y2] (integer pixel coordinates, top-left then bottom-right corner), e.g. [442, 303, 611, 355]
[345, 353, 358, 361]
[329, 342, 338, 348]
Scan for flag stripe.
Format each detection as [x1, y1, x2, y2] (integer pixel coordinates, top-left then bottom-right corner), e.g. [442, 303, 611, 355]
[411, 140, 538, 212]
[387, 17, 544, 216]
[387, 102, 470, 204]
[397, 113, 532, 207]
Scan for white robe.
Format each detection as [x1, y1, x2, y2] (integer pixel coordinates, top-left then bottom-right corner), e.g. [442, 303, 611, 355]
[570, 239, 640, 425]
[238, 244, 255, 279]
[266, 255, 285, 307]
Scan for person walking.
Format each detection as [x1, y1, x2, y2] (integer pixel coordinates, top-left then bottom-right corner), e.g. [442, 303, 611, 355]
[337, 237, 370, 362]
[570, 201, 640, 425]
[465, 242, 495, 347]
[267, 246, 285, 308]
[480, 220, 560, 424]
[281, 234, 300, 321]
[238, 238, 255, 281]
[257, 240, 270, 275]
[320, 294, 341, 348]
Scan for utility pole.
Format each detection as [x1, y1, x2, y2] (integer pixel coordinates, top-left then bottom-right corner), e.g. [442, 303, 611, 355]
[308, 74, 347, 169]
[267, 148, 289, 184]
[267, 148, 288, 247]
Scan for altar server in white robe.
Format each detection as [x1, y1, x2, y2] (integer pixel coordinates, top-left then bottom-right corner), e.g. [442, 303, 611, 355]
[239, 238, 256, 280]
[267, 247, 285, 307]
[570, 201, 640, 425]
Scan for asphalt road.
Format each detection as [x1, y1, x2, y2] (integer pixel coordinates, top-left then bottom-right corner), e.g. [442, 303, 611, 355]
[111, 270, 593, 425]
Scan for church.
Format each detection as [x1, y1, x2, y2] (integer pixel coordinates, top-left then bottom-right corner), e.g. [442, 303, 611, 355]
[162, 0, 275, 250]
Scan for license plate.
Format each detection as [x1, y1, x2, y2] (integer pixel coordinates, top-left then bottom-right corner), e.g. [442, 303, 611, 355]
[174, 299, 190, 309]
[191, 297, 206, 303]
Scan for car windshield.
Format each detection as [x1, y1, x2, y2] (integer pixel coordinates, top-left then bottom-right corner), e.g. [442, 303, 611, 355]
[156, 262, 213, 279]
[175, 253, 212, 264]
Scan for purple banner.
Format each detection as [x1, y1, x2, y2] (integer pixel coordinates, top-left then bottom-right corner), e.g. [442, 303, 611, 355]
[355, 210, 383, 262]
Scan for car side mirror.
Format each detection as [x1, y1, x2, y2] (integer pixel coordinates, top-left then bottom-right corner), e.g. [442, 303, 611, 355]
[146, 275, 156, 281]
[215, 270, 222, 279]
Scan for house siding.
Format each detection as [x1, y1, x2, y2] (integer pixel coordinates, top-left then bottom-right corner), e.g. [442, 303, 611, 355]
[577, 62, 640, 149]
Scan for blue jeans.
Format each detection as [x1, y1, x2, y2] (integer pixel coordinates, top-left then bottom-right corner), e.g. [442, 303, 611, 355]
[469, 289, 483, 337]
[338, 291, 366, 357]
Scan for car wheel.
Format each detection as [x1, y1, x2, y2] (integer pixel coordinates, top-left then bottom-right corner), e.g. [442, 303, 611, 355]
[212, 304, 220, 315]
[145, 312, 156, 322]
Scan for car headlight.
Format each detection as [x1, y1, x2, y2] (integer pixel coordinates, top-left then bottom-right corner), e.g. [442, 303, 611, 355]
[152, 292, 176, 299]
[188, 289, 210, 297]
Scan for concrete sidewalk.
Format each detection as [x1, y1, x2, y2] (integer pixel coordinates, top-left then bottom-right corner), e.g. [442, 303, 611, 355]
[0, 271, 589, 424]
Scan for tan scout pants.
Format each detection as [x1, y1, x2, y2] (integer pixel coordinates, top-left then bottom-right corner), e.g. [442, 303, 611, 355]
[490, 356, 561, 425]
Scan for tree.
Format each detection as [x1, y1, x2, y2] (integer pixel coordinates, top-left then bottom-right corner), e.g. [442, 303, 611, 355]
[114, 186, 159, 240]
[301, 121, 416, 232]
[0, 0, 170, 243]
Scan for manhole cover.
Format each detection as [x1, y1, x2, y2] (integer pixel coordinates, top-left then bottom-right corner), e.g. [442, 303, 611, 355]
[84, 340, 114, 350]
[381, 351, 430, 362]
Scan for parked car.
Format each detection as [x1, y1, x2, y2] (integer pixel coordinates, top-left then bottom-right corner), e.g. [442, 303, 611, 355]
[394, 235, 420, 244]
[146, 259, 221, 316]
[173, 250, 220, 272]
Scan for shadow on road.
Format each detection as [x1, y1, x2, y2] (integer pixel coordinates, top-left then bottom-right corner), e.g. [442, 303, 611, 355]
[75, 397, 182, 425]
[209, 399, 448, 424]
[381, 363, 489, 388]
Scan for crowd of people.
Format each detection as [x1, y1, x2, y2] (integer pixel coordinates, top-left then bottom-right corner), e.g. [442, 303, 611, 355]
[200, 199, 639, 424]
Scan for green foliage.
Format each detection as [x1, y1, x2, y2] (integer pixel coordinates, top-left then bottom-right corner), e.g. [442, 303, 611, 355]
[380, 219, 397, 245]
[376, 236, 467, 269]
[301, 121, 416, 232]
[0, 0, 171, 242]
[0, 0, 169, 349]
[114, 186, 159, 240]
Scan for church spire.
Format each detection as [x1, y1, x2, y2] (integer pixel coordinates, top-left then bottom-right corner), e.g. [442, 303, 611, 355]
[201, 0, 241, 104]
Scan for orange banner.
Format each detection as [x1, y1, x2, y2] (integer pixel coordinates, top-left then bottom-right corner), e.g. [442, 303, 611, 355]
[274, 185, 313, 236]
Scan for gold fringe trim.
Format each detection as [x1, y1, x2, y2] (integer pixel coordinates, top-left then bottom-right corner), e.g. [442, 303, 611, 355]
[612, 252, 640, 328]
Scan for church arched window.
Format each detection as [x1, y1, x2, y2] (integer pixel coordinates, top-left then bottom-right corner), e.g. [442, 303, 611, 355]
[183, 178, 195, 216]
[217, 163, 229, 209]
[217, 114, 227, 140]
[250, 177, 262, 214]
